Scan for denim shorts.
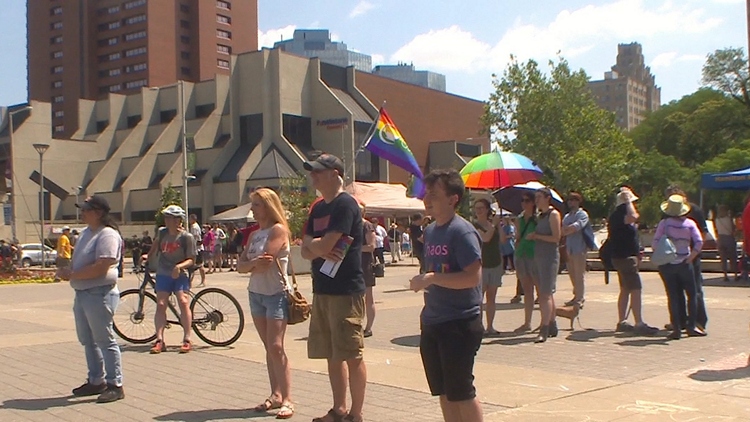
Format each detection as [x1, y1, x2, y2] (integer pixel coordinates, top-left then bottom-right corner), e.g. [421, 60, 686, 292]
[249, 291, 289, 320]
[155, 273, 190, 293]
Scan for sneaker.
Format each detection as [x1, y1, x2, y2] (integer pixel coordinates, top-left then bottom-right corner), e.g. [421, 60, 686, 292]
[564, 298, 577, 306]
[667, 330, 681, 340]
[96, 384, 124, 403]
[634, 323, 658, 335]
[72, 381, 106, 397]
[687, 327, 707, 337]
[150, 340, 166, 354]
[509, 295, 522, 304]
[363, 329, 373, 338]
[179, 340, 192, 354]
[615, 321, 635, 332]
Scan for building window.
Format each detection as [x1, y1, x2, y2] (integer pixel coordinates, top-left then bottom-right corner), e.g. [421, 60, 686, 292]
[51, 51, 63, 59]
[50, 36, 63, 44]
[52, 80, 62, 89]
[109, 52, 121, 61]
[180, 20, 190, 29]
[123, 0, 146, 10]
[124, 47, 147, 57]
[53, 95, 64, 103]
[180, 35, 190, 44]
[50, 6, 62, 15]
[125, 62, 147, 73]
[54, 110, 64, 118]
[217, 0, 231, 10]
[181, 67, 191, 76]
[108, 68, 121, 77]
[217, 44, 231, 55]
[108, 5, 120, 14]
[51, 21, 63, 30]
[124, 30, 146, 42]
[54, 125, 64, 133]
[217, 59, 230, 69]
[180, 51, 190, 60]
[110, 84, 122, 92]
[97, 37, 118, 47]
[124, 14, 146, 25]
[217, 14, 231, 24]
[216, 29, 231, 39]
[51, 66, 63, 74]
[125, 79, 147, 89]
[180, 4, 190, 13]
[98, 21, 120, 31]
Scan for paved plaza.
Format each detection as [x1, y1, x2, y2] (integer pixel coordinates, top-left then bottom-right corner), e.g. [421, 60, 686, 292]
[1, 263, 750, 421]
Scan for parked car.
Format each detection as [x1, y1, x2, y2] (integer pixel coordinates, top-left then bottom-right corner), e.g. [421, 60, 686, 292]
[20, 243, 57, 267]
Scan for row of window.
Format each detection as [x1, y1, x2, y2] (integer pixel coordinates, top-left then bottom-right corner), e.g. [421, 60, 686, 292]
[98, 46, 147, 63]
[217, 14, 231, 24]
[97, 14, 145, 32]
[96, 30, 146, 48]
[97, 78, 147, 94]
[124, 0, 146, 10]
[217, 1, 231, 10]
[217, 29, 231, 39]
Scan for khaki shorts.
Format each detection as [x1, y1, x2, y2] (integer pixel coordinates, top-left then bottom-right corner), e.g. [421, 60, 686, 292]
[308, 293, 365, 361]
[56, 257, 71, 268]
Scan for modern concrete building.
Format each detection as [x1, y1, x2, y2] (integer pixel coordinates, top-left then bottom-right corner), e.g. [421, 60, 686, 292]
[372, 63, 447, 92]
[274, 29, 372, 73]
[27, 0, 258, 139]
[588, 42, 661, 130]
[1, 48, 485, 242]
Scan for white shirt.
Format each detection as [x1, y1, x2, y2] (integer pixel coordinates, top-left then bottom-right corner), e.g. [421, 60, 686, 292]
[715, 216, 734, 237]
[374, 225, 387, 248]
[190, 222, 203, 251]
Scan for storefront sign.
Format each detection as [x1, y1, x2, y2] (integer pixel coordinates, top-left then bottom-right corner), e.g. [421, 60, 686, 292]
[316, 117, 348, 130]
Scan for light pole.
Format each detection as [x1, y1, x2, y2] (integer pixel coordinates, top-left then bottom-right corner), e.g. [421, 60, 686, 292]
[179, 80, 189, 226]
[8, 106, 32, 242]
[33, 143, 49, 268]
[72, 186, 82, 222]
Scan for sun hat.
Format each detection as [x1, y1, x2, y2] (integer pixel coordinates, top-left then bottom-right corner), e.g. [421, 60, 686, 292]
[162, 205, 186, 218]
[660, 194, 691, 217]
[616, 187, 639, 206]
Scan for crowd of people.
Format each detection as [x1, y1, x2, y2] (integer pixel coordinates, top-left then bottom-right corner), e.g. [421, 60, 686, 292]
[50, 149, 750, 422]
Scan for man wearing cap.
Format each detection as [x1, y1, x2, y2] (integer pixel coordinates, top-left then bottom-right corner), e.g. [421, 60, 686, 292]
[561, 191, 589, 307]
[301, 153, 367, 422]
[54, 226, 73, 282]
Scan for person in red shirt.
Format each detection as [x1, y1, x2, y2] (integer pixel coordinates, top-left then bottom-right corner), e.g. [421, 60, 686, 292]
[742, 193, 750, 281]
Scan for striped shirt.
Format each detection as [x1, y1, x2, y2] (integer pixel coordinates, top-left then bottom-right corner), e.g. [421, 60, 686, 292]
[653, 217, 703, 265]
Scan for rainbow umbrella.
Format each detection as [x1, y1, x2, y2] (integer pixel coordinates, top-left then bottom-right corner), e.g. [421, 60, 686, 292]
[460, 151, 543, 189]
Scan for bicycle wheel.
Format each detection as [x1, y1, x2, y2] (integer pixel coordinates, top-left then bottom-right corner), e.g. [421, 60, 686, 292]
[190, 287, 245, 347]
[114, 289, 158, 344]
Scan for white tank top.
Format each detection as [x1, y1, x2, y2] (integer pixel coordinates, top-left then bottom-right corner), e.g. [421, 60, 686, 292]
[715, 216, 734, 236]
[245, 227, 290, 295]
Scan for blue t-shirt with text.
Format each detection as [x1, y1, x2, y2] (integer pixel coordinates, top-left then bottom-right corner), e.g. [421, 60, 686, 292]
[421, 215, 482, 326]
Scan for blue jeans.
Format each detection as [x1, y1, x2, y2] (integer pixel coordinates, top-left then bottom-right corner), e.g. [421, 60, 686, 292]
[73, 284, 123, 386]
[658, 262, 697, 331]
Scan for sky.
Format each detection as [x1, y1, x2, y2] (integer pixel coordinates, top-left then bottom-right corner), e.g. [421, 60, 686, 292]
[0, 0, 747, 107]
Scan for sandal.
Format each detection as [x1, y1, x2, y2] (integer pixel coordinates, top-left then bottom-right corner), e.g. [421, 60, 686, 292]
[150, 340, 166, 354]
[514, 324, 532, 333]
[179, 339, 192, 354]
[483, 328, 498, 337]
[254, 396, 282, 412]
[313, 408, 347, 422]
[275, 403, 294, 419]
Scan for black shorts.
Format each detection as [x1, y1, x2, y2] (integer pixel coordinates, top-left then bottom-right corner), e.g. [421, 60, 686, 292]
[195, 252, 204, 266]
[419, 314, 483, 402]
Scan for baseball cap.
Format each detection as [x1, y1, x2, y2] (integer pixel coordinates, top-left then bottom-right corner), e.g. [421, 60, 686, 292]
[303, 153, 345, 176]
[61, 226, 70, 231]
[76, 195, 111, 212]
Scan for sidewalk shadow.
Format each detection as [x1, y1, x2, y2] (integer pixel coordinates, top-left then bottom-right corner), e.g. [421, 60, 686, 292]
[120, 343, 212, 353]
[689, 366, 750, 382]
[565, 329, 618, 343]
[702, 276, 750, 288]
[391, 334, 420, 348]
[614, 337, 670, 347]
[491, 303, 524, 311]
[2, 396, 95, 411]
[155, 409, 267, 421]
[484, 335, 537, 346]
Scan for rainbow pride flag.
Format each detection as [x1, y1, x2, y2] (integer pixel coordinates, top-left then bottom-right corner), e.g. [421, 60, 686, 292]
[365, 108, 425, 199]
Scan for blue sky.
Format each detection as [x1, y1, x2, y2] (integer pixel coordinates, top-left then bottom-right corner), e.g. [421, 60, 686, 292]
[1, 0, 746, 106]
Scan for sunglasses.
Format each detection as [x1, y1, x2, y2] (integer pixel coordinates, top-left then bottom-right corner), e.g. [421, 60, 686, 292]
[521, 198, 533, 203]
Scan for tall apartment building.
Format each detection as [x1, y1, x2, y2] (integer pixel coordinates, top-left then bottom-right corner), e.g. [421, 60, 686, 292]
[372, 63, 446, 92]
[274, 29, 372, 72]
[588, 42, 661, 131]
[28, 0, 258, 138]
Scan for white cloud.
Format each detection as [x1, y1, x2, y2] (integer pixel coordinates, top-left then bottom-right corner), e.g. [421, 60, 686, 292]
[650, 52, 705, 69]
[390, 0, 723, 73]
[371, 54, 386, 65]
[258, 25, 297, 48]
[349, 1, 376, 18]
[711, 0, 743, 4]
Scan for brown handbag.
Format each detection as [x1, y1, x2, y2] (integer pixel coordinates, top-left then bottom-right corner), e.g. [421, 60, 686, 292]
[276, 255, 310, 325]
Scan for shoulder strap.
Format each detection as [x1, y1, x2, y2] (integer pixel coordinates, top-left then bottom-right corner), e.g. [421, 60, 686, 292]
[275, 238, 297, 293]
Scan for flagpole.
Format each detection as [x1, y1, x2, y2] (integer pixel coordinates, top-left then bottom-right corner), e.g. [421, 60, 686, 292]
[344, 102, 385, 187]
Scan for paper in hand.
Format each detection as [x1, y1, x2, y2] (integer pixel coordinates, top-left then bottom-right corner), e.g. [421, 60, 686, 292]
[320, 235, 354, 278]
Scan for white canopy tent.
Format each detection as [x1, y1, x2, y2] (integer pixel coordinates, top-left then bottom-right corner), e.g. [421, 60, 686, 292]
[345, 182, 424, 217]
[209, 203, 256, 222]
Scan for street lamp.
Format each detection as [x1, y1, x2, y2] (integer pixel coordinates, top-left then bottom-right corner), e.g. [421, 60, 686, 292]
[8, 106, 32, 242]
[72, 185, 82, 222]
[33, 143, 49, 268]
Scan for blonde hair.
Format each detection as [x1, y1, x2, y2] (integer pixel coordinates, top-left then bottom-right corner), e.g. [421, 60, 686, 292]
[250, 188, 290, 234]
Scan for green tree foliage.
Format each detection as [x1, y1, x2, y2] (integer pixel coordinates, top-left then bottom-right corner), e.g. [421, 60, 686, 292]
[481, 56, 637, 217]
[699, 139, 750, 213]
[154, 184, 182, 229]
[702, 47, 750, 110]
[280, 174, 316, 240]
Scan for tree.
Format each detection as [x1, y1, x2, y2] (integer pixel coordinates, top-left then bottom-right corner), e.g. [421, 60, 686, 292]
[481, 56, 638, 216]
[279, 174, 315, 240]
[699, 139, 750, 213]
[702, 47, 750, 111]
[155, 183, 182, 229]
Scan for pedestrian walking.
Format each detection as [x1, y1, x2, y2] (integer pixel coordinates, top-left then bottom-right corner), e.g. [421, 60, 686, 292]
[562, 191, 589, 307]
[528, 187, 561, 343]
[472, 199, 505, 336]
[54, 226, 73, 282]
[371, 218, 387, 266]
[410, 169, 484, 422]
[188, 215, 207, 287]
[301, 154, 367, 422]
[388, 223, 402, 263]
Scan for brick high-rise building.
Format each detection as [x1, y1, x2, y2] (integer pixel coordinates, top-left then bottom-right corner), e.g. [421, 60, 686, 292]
[27, 0, 258, 138]
[588, 42, 661, 131]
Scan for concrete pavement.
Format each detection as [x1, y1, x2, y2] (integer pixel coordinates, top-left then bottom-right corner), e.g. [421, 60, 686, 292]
[1, 263, 750, 421]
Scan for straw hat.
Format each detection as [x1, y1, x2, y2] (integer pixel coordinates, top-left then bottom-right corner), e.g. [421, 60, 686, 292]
[660, 194, 690, 217]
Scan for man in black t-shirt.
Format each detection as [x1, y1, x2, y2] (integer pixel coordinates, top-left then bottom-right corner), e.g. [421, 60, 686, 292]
[301, 154, 366, 422]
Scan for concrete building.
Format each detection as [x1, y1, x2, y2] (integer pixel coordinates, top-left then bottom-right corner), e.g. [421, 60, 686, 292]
[1, 48, 486, 242]
[274, 29, 372, 73]
[372, 63, 446, 92]
[588, 43, 661, 130]
[27, 0, 258, 139]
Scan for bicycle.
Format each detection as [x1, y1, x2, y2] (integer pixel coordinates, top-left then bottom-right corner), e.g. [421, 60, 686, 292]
[113, 265, 245, 347]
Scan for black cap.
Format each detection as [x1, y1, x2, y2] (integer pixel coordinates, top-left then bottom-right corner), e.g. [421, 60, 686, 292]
[303, 153, 345, 176]
[76, 195, 111, 213]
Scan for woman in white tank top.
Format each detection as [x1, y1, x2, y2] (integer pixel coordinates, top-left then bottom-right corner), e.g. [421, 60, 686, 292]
[237, 188, 294, 419]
